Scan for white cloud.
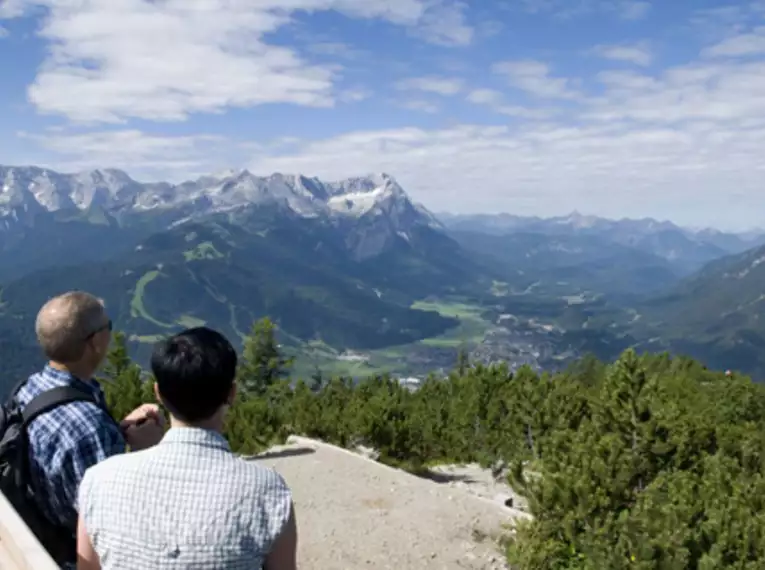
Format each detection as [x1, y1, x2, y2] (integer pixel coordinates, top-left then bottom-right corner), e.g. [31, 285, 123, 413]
[0, 0, 25, 18]
[398, 100, 440, 113]
[492, 60, 580, 99]
[587, 61, 765, 124]
[703, 26, 765, 57]
[413, 1, 473, 46]
[395, 76, 464, 95]
[23, 101, 765, 230]
[239, 120, 763, 230]
[1, 0, 473, 123]
[466, 88, 554, 119]
[9, 1, 765, 230]
[590, 42, 653, 66]
[0, 25, 7, 38]
[18, 129, 238, 180]
[466, 88, 504, 106]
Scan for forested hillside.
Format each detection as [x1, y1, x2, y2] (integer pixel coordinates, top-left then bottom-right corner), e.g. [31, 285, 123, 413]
[103, 323, 765, 570]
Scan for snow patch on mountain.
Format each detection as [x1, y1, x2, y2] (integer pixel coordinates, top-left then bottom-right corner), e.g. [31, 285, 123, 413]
[0, 166, 439, 232]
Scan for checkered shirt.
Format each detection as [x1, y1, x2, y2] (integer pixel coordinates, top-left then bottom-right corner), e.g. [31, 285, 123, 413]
[14, 366, 126, 539]
[78, 427, 293, 569]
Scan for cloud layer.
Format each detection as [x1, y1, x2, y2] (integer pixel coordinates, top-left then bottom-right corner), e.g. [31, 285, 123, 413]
[6, 0, 472, 122]
[2, 0, 765, 229]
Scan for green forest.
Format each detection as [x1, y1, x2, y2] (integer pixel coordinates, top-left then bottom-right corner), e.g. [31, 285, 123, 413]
[102, 320, 765, 570]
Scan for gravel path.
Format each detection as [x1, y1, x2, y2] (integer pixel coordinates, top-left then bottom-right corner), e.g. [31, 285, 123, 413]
[250, 436, 530, 570]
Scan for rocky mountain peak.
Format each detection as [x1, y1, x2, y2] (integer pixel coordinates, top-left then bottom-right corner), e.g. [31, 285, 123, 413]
[0, 165, 439, 241]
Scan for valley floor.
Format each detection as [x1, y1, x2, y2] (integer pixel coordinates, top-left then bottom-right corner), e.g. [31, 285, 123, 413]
[289, 297, 585, 380]
[251, 436, 530, 570]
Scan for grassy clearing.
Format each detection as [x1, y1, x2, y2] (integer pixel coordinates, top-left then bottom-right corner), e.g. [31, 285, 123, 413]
[176, 314, 206, 328]
[291, 351, 384, 379]
[411, 300, 491, 348]
[130, 270, 173, 328]
[288, 336, 387, 379]
[128, 334, 165, 343]
[183, 241, 223, 262]
[287, 299, 494, 379]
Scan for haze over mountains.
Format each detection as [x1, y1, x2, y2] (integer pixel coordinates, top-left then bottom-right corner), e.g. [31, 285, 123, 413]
[2, 164, 765, 393]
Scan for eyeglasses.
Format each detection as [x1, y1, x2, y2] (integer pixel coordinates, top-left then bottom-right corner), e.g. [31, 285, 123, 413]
[85, 319, 113, 340]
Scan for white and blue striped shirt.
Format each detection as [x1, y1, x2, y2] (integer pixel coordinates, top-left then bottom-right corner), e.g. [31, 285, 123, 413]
[78, 427, 292, 569]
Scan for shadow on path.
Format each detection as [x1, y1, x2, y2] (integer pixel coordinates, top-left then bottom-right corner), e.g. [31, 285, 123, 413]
[416, 469, 476, 484]
[250, 447, 317, 461]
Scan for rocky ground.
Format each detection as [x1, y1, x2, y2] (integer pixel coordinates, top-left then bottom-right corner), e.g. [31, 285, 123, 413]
[251, 436, 531, 570]
[423, 463, 529, 513]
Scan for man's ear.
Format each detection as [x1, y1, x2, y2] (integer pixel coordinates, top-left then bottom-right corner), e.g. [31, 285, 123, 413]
[153, 382, 163, 405]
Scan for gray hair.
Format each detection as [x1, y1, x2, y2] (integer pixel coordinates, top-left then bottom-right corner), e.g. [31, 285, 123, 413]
[35, 291, 108, 363]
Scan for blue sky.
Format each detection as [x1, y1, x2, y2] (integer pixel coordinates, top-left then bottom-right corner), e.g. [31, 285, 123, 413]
[1, 0, 764, 230]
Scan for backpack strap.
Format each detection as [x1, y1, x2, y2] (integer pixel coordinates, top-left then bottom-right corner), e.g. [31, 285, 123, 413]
[10, 378, 28, 398]
[15, 386, 101, 508]
[21, 386, 98, 428]
[3, 378, 30, 409]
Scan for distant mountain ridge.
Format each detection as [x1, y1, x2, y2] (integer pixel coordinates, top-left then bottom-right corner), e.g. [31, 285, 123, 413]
[441, 212, 765, 276]
[631, 242, 765, 379]
[0, 165, 491, 390]
[440, 211, 765, 252]
[0, 165, 439, 229]
[0, 165, 445, 279]
[4, 163, 765, 386]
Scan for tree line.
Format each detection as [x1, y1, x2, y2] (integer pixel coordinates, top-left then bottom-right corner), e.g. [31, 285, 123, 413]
[100, 318, 765, 570]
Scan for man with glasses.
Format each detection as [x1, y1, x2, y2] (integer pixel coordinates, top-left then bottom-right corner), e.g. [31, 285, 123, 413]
[12, 290, 164, 568]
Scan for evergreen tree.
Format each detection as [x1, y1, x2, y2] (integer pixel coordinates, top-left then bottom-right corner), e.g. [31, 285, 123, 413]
[308, 365, 324, 393]
[238, 317, 294, 396]
[93, 324, 765, 570]
[100, 330, 155, 421]
[456, 346, 470, 376]
[101, 331, 133, 380]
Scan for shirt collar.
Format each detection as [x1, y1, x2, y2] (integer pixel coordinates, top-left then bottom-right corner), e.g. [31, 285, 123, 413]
[159, 427, 231, 451]
[40, 364, 103, 399]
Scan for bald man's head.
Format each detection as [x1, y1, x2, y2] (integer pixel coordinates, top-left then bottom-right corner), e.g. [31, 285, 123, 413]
[35, 291, 109, 363]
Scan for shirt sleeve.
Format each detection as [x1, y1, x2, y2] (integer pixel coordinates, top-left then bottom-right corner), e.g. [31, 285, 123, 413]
[55, 408, 126, 531]
[258, 469, 294, 552]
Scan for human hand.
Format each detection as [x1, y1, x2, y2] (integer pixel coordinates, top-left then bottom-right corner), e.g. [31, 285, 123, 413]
[120, 404, 165, 431]
[123, 420, 164, 451]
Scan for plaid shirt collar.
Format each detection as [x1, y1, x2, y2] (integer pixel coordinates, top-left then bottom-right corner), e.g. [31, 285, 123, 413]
[35, 364, 105, 401]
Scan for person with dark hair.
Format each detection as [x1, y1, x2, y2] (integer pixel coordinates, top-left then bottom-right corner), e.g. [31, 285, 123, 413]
[74, 327, 297, 570]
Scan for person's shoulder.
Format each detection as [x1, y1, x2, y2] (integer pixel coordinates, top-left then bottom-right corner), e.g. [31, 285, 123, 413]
[59, 400, 117, 436]
[241, 461, 292, 495]
[84, 447, 141, 481]
[79, 450, 145, 510]
[14, 371, 46, 404]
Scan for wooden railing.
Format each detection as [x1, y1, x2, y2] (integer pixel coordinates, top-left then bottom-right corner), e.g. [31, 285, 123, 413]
[0, 492, 58, 570]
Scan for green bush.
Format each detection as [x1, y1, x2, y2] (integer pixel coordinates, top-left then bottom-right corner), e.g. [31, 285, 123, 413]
[103, 321, 765, 570]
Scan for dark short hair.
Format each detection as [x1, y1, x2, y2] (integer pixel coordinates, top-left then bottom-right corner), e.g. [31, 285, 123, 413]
[151, 327, 237, 423]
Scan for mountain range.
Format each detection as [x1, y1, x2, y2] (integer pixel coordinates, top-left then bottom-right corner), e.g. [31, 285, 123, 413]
[441, 212, 765, 275]
[2, 164, 765, 391]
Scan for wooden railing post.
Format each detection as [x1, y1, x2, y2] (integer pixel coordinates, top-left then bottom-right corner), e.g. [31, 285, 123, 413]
[0, 492, 59, 570]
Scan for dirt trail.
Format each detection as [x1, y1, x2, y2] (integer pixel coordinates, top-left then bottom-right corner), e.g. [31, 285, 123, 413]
[251, 436, 530, 570]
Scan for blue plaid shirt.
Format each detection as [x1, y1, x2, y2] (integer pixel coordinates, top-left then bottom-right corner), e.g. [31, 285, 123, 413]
[15, 365, 126, 541]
